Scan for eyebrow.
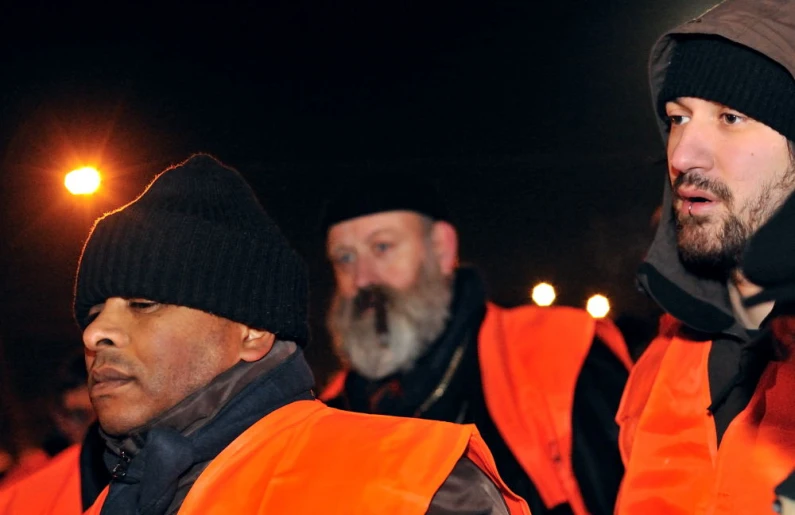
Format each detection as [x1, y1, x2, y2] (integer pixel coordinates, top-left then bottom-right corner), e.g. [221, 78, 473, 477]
[328, 243, 353, 258]
[365, 228, 400, 241]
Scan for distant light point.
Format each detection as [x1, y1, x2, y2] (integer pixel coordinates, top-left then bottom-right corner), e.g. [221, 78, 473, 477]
[531, 282, 556, 307]
[586, 294, 610, 318]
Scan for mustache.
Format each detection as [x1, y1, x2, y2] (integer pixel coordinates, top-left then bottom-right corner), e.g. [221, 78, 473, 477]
[673, 173, 733, 203]
[353, 286, 390, 340]
[89, 354, 136, 376]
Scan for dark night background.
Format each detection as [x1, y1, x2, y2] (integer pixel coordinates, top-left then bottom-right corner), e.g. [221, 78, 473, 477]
[0, 1, 717, 438]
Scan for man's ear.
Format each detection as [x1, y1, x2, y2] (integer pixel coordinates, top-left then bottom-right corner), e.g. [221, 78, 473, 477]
[431, 221, 459, 276]
[239, 328, 276, 362]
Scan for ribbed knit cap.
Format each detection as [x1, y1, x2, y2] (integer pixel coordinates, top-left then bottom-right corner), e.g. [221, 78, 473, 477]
[74, 154, 309, 345]
[657, 36, 795, 141]
[320, 176, 450, 235]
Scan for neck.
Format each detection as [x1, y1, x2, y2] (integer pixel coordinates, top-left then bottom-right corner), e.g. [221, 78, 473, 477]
[730, 270, 774, 330]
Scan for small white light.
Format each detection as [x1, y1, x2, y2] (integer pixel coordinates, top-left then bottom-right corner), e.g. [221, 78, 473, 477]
[531, 282, 556, 307]
[586, 294, 610, 318]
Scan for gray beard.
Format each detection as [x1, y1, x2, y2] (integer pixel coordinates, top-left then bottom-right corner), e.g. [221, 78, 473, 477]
[328, 257, 453, 380]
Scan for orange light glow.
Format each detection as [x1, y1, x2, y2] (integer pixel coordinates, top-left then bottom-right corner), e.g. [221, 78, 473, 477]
[65, 167, 101, 195]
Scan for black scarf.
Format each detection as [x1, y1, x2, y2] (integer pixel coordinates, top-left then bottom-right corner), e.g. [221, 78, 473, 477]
[339, 268, 486, 422]
[98, 347, 315, 515]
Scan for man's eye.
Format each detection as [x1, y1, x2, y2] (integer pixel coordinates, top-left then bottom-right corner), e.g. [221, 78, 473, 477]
[666, 114, 688, 127]
[85, 304, 104, 325]
[373, 242, 393, 254]
[128, 300, 159, 310]
[721, 113, 744, 125]
[334, 253, 355, 265]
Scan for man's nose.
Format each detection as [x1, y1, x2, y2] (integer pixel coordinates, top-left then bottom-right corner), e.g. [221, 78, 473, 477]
[353, 258, 378, 290]
[82, 298, 130, 352]
[668, 120, 715, 179]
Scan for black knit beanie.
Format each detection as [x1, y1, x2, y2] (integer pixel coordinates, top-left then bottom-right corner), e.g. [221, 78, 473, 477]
[74, 154, 309, 345]
[658, 36, 795, 142]
[320, 176, 450, 235]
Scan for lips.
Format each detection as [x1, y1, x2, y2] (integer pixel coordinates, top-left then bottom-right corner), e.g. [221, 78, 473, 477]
[90, 367, 134, 395]
[676, 186, 718, 204]
[674, 185, 723, 218]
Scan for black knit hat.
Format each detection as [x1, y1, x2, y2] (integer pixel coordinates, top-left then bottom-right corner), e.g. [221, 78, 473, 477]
[743, 191, 795, 307]
[320, 176, 450, 235]
[658, 36, 795, 142]
[74, 154, 309, 345]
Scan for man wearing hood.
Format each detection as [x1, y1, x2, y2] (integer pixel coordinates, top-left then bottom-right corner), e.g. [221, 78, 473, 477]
[615, 0, 795, 513]
[319, 179, 633, 515]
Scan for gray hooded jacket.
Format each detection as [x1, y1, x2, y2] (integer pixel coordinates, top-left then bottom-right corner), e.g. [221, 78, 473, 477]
[638, 0, 795, 441]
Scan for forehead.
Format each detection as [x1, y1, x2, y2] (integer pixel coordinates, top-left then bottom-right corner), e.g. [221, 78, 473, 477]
[667, 97, 740, 112]
[327, 211, 425, 248]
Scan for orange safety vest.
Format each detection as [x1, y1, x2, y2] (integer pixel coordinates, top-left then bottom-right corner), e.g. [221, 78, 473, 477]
[86, 400, 530, 515]
[0, 445, 82, 515]
[615, 316, 795, 514]
[0, 449, 51, 492]
[321, 303, 632, 514]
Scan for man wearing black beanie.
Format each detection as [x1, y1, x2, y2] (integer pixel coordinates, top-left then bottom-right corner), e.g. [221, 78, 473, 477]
[319, 177, 633, 515]
[616, 1, 795, 513]
[0, 154, 530, 515]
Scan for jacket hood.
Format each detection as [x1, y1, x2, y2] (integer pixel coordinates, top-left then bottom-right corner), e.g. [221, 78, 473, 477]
[640, 0, 795, 333]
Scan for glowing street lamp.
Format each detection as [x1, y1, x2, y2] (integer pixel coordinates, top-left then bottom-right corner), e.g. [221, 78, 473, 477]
[586, 294, 610, 318]
[65, 167, 101, 195]
[531, 282, 556, 307]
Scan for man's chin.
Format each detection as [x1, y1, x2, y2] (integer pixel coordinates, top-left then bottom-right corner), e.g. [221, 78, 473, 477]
[677, 241, 737, 281]
[346, 344, 405, 380]
[98, 415, 142, 437]
[677, 221, 721, 253]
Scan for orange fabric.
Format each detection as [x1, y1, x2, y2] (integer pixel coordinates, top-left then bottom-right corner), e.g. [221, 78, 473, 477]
[0, 449, 51, 491]
[479, 303, 629, 515]
[318, 370, 346, 402]
[0, 445, 82, 515]
[318, 303, 631, 514]
[615, 324, 795, 514]
[86, 400, 530, 514]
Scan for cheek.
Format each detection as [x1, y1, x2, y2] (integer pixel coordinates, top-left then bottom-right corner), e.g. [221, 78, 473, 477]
[335, 270, 358, 297]
[721, 139, 789, 194]
[136, 332, 198, 383]
[142, 342, 222, 405]
[379, 254, 424, 290]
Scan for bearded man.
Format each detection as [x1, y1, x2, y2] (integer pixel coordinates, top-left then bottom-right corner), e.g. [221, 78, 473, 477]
[320, 180, 632, 515]
[614, 1, 795, 513]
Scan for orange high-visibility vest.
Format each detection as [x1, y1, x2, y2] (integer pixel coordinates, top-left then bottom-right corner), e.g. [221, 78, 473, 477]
[0, 445, 81, 515]
[322, 303, 632, 514]
[86, 400, 530, 515]
[615, 317, 795, 514]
